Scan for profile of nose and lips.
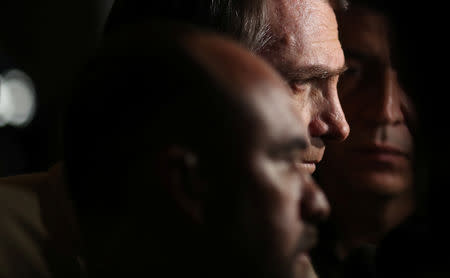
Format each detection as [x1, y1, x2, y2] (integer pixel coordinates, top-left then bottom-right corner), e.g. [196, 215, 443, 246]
[297, 143, 324, 175]
[285, 66, 349, 259]
[289, 66, 350, 175]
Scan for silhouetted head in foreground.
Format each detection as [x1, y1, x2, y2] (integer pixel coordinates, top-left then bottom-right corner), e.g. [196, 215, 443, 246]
[64, 22, 329, 278]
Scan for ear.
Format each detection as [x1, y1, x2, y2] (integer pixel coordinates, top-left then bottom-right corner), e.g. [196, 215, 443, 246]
[158, 146, 206, 224]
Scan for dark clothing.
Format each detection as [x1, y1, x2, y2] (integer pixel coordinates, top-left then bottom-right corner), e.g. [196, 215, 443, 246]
[312, 214, 450, 278]
[376, 214, 450, 278]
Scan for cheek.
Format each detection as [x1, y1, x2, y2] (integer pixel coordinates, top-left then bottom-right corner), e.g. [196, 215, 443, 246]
[389, 125, 414, 153]
[254, 156, 301, 202]
[251, 157, 304, 253]
[291, 92, 313, 126]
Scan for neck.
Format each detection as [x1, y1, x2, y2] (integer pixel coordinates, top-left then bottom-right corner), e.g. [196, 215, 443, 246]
[329, 186, 415, 259]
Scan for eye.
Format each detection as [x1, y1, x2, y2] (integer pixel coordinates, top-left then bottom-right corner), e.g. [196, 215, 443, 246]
[289, 80, 311, 95]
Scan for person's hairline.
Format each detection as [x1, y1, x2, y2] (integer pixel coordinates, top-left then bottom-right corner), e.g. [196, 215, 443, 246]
[235, 0, 349, 51]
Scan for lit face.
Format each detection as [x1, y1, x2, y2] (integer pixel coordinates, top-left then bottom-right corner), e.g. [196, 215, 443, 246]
[317, 7, 414, 195]
[209, 83, 329, 278]
[260, 0, 350, 174]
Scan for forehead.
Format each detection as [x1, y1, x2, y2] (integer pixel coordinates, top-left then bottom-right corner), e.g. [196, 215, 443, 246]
[264, 0, 344, 73]
[338, 8, 391, 61]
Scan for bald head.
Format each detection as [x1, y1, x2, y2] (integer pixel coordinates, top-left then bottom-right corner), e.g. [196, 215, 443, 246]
[184, 32, 288, 93]
[181, 33, 309, 167]
[64, 22, 326, 278]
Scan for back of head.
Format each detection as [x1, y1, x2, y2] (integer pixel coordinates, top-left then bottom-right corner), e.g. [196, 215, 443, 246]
[62, 19, 292, 277]
[63, 21, 237, 275]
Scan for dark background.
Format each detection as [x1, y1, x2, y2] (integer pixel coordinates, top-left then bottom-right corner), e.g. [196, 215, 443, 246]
[1, 0, 448, 262]
[1, 1, 444, 175]
[0, 0, 114, 175]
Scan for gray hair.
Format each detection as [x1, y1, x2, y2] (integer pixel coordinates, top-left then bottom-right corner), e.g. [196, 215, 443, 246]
[106, 0, 348, 52]
[209, 0, 348, 52]
[209, 0, 272, 52]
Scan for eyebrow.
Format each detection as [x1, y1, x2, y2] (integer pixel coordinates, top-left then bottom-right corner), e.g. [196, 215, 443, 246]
[284, 64, 348, 83]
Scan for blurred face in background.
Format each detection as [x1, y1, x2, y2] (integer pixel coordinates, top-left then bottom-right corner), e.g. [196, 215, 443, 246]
[317, 7, 414, 196]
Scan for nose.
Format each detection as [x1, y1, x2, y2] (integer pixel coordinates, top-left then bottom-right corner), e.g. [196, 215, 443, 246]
[364, 67, 404, 125]
[300, 175, 330, 224]
[308, 83, 350, 142]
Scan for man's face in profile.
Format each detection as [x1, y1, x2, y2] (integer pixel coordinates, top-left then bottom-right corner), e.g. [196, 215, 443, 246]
[259, 0, 349, 175]
[318, 7, 414, 195]
[207, 82, 328, 278]
[164, 33, 329, 278]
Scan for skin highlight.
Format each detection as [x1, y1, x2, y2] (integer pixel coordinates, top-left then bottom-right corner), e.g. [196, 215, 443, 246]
[258, 0, 350, 175]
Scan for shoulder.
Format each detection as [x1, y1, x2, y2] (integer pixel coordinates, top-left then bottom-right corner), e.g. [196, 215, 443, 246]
[0, 172, 52, 277]
[0, 162, 82, 278]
